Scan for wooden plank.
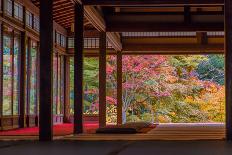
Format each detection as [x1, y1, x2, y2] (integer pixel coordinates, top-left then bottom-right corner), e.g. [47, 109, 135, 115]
[19, 31, 26, 128]
[39, 0, 53, 141]
[225, 0, 232, 141]
[83, 0, 224, 6]
[74, 3, 84, 134]
[117, 51, 123, 125]
[99, 32, 107, 128]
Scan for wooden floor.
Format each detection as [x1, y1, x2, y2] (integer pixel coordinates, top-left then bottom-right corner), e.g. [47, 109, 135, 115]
[0, 123, 225, 141]
[64, 123, 225, 141]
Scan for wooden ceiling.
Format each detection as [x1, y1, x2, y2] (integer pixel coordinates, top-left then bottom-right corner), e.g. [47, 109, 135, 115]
[30, 0, 94, 30]
[30, 0, 225, 53]
[30, 0, 225, 31]
[30, 0, 225, 32]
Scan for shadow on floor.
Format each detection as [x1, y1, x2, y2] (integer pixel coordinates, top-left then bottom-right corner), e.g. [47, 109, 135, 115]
[0, 140, 232, 155]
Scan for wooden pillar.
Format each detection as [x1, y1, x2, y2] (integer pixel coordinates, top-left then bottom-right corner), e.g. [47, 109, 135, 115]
[117, 51, 123, 125]
[196, 32, 208, 45]
[19, 31, 26, 128]
[225, 0, 232, 141]
[64, 56, 70, 123]
[74, 3, 84, 134]
[35, 41, 40, 126]
[0, 24, 3, 129]
[26, 37, 31, 127]
[39, 0, 53, 141]
[99, 32, 107, 128]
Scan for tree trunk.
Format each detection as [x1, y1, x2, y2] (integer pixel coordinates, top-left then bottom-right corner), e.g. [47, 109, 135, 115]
[155, 111, 159, 124]
[151, 109, 155, 124]
[122, 109, 127, 124]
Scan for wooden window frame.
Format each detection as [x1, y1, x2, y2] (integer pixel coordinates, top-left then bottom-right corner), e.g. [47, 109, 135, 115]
[26, 38, 39, 116]
[3, 0, 13, 17]
[26, 10, 33, 28]
[2, 24, 21, 117]
[33, 15, 39, 32]
[13, 2, 23, 22]
[53, 53, 65, 116]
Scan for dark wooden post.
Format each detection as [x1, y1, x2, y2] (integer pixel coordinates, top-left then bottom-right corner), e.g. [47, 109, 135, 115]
[35, 41, 40, 126]
[19, 5, 27, 128]
[64, 56, 70, 123]
[0, 24, 3, 129]
[19, 31, 26, 128]
[39, 0, 53, 141]
[26, 37, 31, 127]
[74, 3, 84, 134]
[117, 51, 123, 125]
[99, 32, 107, 128]
[196, 32, 208, 45]
[225, 0, 232, 141]
[184, 6, 191, 24]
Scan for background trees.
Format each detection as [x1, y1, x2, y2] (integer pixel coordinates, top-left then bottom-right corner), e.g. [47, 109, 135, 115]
[69, 55, 225, 124]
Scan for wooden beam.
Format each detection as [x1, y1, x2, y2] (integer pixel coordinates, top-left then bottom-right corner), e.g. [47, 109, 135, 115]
[225, 0, 232, 141]
[117, 51, 123, 125]
[84, 6, 122, 51]
[67, 47, 223, 55]
[123, 43, 224, 52]
[39, 0, 53, 141]
[105, 12, 223, 32]
[107, 22, 224, 32]
[84, 6, 106, 31]
[184, 6, 191, 24]
[107, 32, 122, 51]
[83, 0, 224, 6]
[99, 32, 107, 128]
[19, 31, 26, 128]
[122, 35, 223, 52]
[84, 30, 100, 38]
[74, 3, 84, 134]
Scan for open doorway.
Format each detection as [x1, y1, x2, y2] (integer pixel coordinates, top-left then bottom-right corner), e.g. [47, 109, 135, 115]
[118, 55, 225, 125]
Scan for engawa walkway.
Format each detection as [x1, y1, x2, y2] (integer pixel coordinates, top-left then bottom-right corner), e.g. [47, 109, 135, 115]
[0, 123, 225, 141]
[64, 123, 225, 141]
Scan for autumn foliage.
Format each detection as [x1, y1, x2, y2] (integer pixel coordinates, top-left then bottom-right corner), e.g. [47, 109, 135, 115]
[70, 55, 225, 124]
